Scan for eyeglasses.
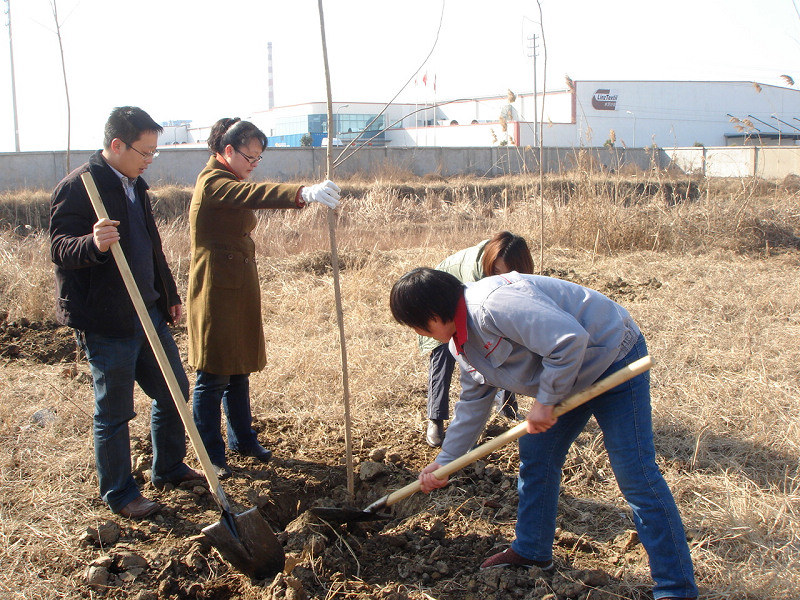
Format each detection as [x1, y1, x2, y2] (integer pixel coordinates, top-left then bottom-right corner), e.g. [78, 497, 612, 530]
[123, 140, 159, 159]
[236, 149, 263, 165]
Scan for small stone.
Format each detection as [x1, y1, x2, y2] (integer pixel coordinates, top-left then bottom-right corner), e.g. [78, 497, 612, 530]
[31, 408, 57, 427]
[386, 452, 403, 464]
[84, 520, 121, 546]
[117, 551, 148, 570]
[358, 461, 389, 481]
[576, 568, 609, 587]
[427, 519, 446, 540]
[86, 565, 110, 588]
[368, 447, 387, 462]
[89, 555, 114, 568]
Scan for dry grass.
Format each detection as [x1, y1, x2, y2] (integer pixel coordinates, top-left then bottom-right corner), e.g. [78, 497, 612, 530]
[1, 173, 799, 599]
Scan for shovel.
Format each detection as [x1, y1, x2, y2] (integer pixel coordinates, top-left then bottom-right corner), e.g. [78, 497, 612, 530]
[311, 355, 652, 524]
[81, 173, 285, 579]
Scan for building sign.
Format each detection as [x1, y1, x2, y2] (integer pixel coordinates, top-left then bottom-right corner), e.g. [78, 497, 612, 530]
[592, 89, 619, 110]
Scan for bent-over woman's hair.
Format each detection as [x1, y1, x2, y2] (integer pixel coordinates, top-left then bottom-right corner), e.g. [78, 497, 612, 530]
[481, 231, 534, 276]
[207, 118, 268, 155]
[390, 268, 464, 330]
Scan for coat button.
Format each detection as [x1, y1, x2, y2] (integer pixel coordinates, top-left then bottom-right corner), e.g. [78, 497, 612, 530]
[244, 258, 249, 263]
[227, 254, 233, 260]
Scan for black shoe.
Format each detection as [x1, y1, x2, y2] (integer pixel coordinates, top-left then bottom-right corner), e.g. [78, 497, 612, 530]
[212, 463, 232, 480]
[426, 419, 445, 447]
[238, 443, 272, 463]
[152, 467, 204, 489]
[500, 403, 522, 420]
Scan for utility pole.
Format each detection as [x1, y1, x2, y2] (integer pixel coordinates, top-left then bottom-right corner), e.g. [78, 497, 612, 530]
[526, 33, 539, 146]
[4, 0, 20, 152]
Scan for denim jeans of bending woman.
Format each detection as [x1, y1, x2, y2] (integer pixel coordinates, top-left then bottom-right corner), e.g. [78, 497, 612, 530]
[76, 305, 190, 512]
[192, 371, 260, 466]
[513, 336, 698, 600]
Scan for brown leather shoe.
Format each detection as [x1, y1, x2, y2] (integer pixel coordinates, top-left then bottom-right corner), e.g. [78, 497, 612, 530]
[480, 547, 554, 571]
[117, 495, 162, 519]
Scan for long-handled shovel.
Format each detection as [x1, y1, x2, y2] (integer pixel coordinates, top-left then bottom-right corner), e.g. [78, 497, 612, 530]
[311, 355, 653, 524]
[80, 172, 284, 579]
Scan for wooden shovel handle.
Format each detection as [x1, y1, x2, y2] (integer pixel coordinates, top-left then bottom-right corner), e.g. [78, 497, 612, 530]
[382, 355, 653, 508]
[80, 172, 231, 511]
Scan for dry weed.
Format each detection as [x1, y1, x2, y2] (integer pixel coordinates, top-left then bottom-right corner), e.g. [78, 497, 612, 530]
[1, 174, 799, 599]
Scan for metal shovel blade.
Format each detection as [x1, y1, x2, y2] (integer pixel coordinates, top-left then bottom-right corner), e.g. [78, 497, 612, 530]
[309, 505, 391, 523]
[202, 508, 285, 579]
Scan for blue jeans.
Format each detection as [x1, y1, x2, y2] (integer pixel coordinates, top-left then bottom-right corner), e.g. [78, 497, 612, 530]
[76, 305, 190, 512]
[513, 336, 697, 599]
[192, 371, 259, 465]
[427, 343, 456, 420]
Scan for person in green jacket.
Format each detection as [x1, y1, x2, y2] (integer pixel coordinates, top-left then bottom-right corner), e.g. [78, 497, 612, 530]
[421, 231, 534, 446]
[187, 118, 340, 479]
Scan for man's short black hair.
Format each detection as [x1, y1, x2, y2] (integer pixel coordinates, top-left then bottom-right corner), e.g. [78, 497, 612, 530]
[103, 106, 163, 149]
[390, 267, 464, 330]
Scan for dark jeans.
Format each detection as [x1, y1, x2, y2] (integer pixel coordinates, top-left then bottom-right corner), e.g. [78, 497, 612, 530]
[513, 335, 697, 599]
[76, 305, 190, 512]
[427, 344, 456, 420]
[427, 343, 519, 420]
[192, 371, 259, 466]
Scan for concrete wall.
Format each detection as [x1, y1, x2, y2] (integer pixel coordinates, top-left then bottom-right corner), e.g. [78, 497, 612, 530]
[1, 145, 797, 193]
[668, 146, 800, 179]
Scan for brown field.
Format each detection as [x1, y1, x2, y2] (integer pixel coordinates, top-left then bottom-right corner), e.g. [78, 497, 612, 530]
[1, 173, 799, 600]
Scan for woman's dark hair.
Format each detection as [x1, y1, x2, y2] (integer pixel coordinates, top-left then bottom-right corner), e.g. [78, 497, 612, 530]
[481, 231, 534, 276]
[390, 268, 464, 330]
[207, 118, 268, 154]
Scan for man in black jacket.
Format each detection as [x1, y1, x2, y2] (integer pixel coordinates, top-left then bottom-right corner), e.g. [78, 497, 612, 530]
[50, 106, 201, 519]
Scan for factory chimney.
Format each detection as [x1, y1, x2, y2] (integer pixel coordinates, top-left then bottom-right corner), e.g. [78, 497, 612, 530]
[267, 42, 275, 110]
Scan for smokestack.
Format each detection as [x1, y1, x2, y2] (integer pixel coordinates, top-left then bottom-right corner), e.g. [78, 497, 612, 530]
[267, 41, 275, 110]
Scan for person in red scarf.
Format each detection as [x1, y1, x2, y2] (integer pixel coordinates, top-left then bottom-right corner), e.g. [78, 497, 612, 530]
[186, 118, 340, 479]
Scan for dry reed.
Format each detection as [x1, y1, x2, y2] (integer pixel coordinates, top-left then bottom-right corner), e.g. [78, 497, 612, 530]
[1, 172, 798, 599]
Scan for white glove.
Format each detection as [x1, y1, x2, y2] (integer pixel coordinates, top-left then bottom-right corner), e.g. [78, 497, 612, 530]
[301, 179, 341, 209]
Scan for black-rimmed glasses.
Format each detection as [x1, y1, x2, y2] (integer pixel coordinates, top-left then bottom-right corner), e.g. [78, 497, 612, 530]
[123, 141, 160, 159]
[236, 149, 263, 165]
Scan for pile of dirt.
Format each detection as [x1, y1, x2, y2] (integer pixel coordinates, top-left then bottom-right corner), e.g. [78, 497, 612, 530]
[56, 410, 658, 600]
[1, 277, 669, 599]
[0, 315, 78, 363]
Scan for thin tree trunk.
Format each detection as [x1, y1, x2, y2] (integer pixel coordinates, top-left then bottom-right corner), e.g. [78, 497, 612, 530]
[51, 0, 71, 172]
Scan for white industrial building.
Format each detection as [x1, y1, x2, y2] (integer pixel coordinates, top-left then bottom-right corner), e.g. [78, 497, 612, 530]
[223, 80, 799, 150]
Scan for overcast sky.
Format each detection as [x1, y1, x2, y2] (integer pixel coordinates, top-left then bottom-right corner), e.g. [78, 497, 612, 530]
[1, 0, 798, 152]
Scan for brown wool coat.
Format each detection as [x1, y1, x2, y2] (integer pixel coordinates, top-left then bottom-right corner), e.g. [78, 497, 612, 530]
[187, 156, 303, 375]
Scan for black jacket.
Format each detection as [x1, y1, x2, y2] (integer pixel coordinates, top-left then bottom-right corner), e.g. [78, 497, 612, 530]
[49, 150, 180, 336]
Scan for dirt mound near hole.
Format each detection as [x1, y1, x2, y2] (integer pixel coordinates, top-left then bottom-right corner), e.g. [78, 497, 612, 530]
[0, 317, 77, 363]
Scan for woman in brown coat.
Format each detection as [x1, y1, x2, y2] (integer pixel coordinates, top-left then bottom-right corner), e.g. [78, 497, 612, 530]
[187, 118, 340, 478]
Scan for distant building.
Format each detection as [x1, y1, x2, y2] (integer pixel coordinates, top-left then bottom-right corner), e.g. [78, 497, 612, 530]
[159, 120, 195, 145]
[186, 80, 800, 149]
